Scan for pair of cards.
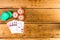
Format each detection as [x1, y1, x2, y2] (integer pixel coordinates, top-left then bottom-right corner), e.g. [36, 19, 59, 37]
[7, 20, 24, 34]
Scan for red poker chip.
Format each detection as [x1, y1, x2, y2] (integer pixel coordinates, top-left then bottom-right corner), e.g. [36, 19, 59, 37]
[18, 15, 24, 21]
[17, 8, 24, 15]
[13, 12, 18, 18]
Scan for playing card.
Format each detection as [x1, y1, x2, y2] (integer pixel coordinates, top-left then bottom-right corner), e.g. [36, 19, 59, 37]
[7, 21, 12, 27]
[7, 20, 24, 34]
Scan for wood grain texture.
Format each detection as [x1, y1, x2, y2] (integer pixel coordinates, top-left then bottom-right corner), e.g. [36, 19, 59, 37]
[0, 38, 52, 40]
[0, 0, 60, 40]
[1, 9, 60, 23]
[1, 38, 60, 40]
[25, 9, 60, 23]
[0, 24, 60, 38]
[0, 0, 60, 8]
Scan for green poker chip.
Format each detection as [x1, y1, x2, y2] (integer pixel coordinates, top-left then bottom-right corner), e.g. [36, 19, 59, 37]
[1, 11, 13, 21]
[7, 11, 13, 18]
[1, 12, 10, 21]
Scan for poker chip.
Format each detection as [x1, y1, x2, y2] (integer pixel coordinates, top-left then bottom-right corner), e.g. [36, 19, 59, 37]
[7, 11, 13, 18]
[17, 8, 24, 15]
[18, 15, 24, 21]
[1, 12, 10, 21]
[13, 12, 18, 18]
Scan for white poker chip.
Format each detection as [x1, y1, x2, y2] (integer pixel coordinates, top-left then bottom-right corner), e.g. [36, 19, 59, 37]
[13, 12, 18, 18]
[18, 15, 24, 21]
[17, 8, 24, 15]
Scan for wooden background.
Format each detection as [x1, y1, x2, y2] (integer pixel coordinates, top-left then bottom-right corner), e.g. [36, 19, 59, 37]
[0, 0, 60, 40]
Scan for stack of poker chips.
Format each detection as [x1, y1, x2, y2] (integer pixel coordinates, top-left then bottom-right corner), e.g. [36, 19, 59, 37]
[0, 8, 24, 21]
[1, 11, 13, 21]
[13, 8, 24, 21]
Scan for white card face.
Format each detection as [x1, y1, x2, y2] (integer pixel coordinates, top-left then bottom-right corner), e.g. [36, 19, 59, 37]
[7, 20, 24, 34]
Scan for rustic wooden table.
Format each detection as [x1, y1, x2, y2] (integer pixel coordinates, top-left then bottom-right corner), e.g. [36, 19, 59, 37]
[0, 0, 60, 40]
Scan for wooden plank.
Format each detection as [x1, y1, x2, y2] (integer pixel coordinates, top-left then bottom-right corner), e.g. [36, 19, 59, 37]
[1, 38, 60, 40]
[0, 38, 51, 40]
[1, 9, 60, 23]
[0, 24, 60, 38]
[24, 9, 60, 23]
[0, 0, 60, 8]
[0, 38, 52, 40]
